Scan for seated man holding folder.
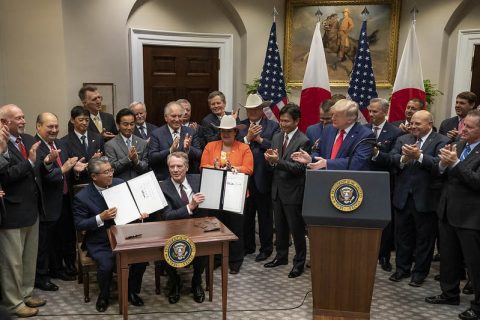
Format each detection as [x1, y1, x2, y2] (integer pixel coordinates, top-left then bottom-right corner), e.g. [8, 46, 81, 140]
[72, 157, 148, 312]
[157, 152, 207, 304]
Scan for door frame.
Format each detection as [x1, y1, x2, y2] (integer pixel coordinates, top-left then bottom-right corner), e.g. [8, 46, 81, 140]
[129, 28, 233, 110]
[452, 29, 480, 115]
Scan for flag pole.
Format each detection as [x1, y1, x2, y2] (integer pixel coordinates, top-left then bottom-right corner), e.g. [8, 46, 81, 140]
[410, 5, 418, 25]
[361, 6, 370, 22]
[273, 5, 278, 22]
[315, 7, 322, 23]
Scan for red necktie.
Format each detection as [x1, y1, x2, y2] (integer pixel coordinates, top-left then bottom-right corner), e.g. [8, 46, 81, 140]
[49, 142, 68, 194]
[330, 129, 345, 159]
[16, 137, 28, 159]
[458, 118, 465, 134]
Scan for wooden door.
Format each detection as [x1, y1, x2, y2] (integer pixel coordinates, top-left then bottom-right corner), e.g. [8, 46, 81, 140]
[143, 45, 219, 126]
[470, 44, 480, 103]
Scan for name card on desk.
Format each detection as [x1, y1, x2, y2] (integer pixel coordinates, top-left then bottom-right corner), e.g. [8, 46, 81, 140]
[102, 171, 167, 225]
[198, 168, 248, 214]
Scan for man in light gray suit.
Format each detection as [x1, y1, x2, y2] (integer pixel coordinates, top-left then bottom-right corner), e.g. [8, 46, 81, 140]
[105, 108, 149, 181]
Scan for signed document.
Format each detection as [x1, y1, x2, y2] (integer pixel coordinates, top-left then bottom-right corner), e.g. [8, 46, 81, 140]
[102, 171, 167, 225]
[199, 168, 248, 214]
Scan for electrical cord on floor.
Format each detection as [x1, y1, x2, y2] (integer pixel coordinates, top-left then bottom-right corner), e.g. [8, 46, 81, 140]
[31, 290, 312, 317]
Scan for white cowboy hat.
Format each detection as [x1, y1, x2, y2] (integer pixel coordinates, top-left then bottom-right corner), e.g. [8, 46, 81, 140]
[213, 115, 242, 130]
[242, 93, 271, 109]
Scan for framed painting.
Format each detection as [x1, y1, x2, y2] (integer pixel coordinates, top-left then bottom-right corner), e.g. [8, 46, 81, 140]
[82, 82, 116, 114]
[285, 0, 401, 88]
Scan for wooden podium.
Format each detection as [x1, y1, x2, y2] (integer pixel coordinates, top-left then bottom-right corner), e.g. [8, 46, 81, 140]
[302, 170, 391, 320]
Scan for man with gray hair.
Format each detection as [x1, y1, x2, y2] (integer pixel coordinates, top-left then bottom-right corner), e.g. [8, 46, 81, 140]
[292, 99, 374, 170]
[366, 98, 401, 272]
[149, 101, 201, 180]
[129, 101, 157, 140]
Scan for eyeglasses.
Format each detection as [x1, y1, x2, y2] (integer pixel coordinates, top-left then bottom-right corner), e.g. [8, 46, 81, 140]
[97, 168, 114, 175]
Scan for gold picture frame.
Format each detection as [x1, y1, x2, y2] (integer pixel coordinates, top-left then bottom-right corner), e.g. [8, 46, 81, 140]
[285, 0, 401, 88]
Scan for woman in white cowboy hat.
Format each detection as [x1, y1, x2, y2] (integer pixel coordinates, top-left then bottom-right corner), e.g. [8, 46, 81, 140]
[200, 115, 253, 274]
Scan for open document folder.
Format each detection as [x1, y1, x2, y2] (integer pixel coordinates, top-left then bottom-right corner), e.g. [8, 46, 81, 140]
[101, 171, 167, 225]
[198, 167, 248, 214]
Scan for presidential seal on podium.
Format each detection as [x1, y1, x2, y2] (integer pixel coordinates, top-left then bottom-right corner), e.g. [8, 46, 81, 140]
[330, 178, 364, 212]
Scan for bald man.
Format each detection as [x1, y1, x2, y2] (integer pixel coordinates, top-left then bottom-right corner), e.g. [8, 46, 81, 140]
[374, 110, 448, 287]
[0, 104, 48, 317]
[34, 113, 86, 291]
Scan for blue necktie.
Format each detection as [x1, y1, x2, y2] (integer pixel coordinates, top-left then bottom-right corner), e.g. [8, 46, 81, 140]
[460, 144, 471, 161]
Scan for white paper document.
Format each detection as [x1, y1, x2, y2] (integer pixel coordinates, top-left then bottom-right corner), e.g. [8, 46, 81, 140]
[128, 171, 167, 214]
[222, 172, 248, 214]
[102, 183, 141, 226]
[102, 171, 167, 225]
[199, 168, 224, 210]
[198, 168, 248, 214]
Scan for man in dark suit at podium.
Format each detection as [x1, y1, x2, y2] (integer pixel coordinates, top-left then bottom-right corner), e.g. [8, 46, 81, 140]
[374, 110, 448, 287]
[291, 99, 374, 171]
[157, 152, 207, 304]
[264, 103, 310, 278]
[425, 109, 480, 320]
[73, 157, 147, 312]
[237, 94, 280, 262]
[365, 98, 402, 272]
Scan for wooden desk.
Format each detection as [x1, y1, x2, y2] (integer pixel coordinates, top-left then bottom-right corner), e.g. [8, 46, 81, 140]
[108, 217, 238, 320]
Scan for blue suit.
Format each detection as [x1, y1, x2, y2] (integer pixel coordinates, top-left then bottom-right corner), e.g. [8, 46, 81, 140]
[148, 125, 202, 180]
[73, 178, 146, 298]
[305, 123, 325, 150]
[314, 123, 374, 170]
[237, 118, 280, 255]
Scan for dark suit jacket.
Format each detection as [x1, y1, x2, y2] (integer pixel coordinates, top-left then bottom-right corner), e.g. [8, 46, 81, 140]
[158, 174, 206, 221]
[0, 156, 9, 225]
[67, 111, 118, 135]
[437, 140, 480, 230]
[73, 178, 123, 250]
[439, 116, 460, 136]
[305, 123, 325, 146]
[0, 134, 45, 228]
[391, 120, 405, 128]
[35, 136, 69, 222]
[237, 118, 280, 194]
[313, 123, 375, 170]
[105, 134, 149, 181]
[271, 130, 310, 205]
[199, 112, 236, 146]
[133, 122, 158, 140]
[366, 122, 402, 171]
[61, 131, 105, 184]
[375, 131, 449, 212]
[148, 125, 202, 180]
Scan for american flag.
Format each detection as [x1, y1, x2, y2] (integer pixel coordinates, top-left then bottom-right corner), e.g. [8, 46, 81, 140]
[259, 22, 287, 120]
[347, 20, 378, 122]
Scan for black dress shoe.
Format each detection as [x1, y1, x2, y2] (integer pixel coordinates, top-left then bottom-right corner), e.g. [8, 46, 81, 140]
[95, 297, 109, 312]
[168, 282, 182, 304]
[425, 294, 460, 305]
[463, 280, 474, 295]
[50, 270, 76, 281]
[229, 264, 240, 275]
[379, 257, 392, 272]
[433, 253, 441, 262]
[459, 308, 480, 320]
[288, 266, 304, 278]
[35, 281, 59, 291]
[255, 251, 272, 262]
[408, 278, 424, 287]
[191, 284, 205, 303]
[389, 271, 410, 282]
[264, 257, 288, 268]
[434, 274, 441, 281]
[128, 292, 144, 306]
